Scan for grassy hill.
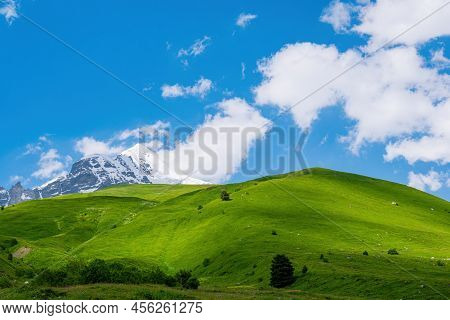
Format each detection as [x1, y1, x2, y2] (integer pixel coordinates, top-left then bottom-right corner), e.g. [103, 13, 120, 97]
[0, 168, 448, 299]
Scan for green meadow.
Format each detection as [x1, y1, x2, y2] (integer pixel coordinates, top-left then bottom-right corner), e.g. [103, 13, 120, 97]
[0, 168, 449, 299]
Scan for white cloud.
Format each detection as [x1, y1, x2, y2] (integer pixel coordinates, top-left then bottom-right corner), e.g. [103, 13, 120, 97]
[32, 149, 67, 180]
[23, 143, 42, 156]
[0, 0, 17, 24]
[161, 77, 213, 99]
[154, 98, 272, 183]
[408, 170, 443, 192]
[178, 36, 211, 58]
[117, 121, 169, 142]
[236, 13, 257, 28]
[38, 135, 52, 144]
[74, 137, 124, 157]
[352, 0, 450, 49]
[254, 42, 450, 160]
[320, 0, 353, 33]
[241, 62, 246, 80]
[431, 48, 450, 65]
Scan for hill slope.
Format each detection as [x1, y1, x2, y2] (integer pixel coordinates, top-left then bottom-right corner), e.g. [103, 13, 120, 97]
[0, 168, 449, 299]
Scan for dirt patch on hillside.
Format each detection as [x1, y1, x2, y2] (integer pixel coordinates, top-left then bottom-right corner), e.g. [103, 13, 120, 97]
[13, 247, 32, 259]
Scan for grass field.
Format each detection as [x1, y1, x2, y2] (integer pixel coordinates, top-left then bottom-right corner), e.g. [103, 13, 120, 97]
[0, 168, 448, 299]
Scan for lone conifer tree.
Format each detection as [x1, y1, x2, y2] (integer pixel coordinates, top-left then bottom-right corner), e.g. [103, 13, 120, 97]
[270, 254, 295, 288]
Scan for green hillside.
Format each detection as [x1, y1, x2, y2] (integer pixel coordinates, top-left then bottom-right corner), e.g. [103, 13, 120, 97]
[0, 168, 449, 299]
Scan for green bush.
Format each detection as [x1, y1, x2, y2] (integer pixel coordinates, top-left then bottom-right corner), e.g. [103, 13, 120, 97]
[436, 260, 445, 267]
[15, 265, 34, 278]
[81, 259, 111, 283]
[164, 275, 177, 287]
[185, 277, 200, 289]
[0, 275, 12, 288]
[270, 254, 295, 288]
[387, 248, 399, 255]
[272, 230, 278, 236]
[175, 270, 192, 288]
[202, 258, 210, 267]
[1, 238, 18, 249]
[363, 250, 369, 256]
[197, 205, 203, 210]
[220, 190, 230, 201]
[302, 265, 308, 274]
[174, 270, 200, 289]
[36, 269, 68, 286]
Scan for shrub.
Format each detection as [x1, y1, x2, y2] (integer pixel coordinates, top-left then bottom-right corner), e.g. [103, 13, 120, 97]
[185, 277, 200, 289]
[363, 250, 369, 256]
[36, 269, 68, 286]
[436, 260, 445, 267]
[270, 254, 295, 288]
[15, 265, 34, 278]
[220, 190, 230, 201]
[32, 288, 62, 300]
[1, 238, 18, 249]
[0, 275, 12, 288]
[81, 259, 111, 284]
[323, 258, 329, 263]
[272, 230, 278, 236]
[174, 270, 200, 289]
[197, 205, 203, 210]
[302, 265, 308, 274]
[144, 267, 170, 285]
[202, 258, 210, 267]
[387, 248, 399, 255]
[175, 270, 192, 288]
[164, 275, 177, 287]
[1, 206, 4, 211]
[320, 254, 324, 260]
[109, 262, 141, 284]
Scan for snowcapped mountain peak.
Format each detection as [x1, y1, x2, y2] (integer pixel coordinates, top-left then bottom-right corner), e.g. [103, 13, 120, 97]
[2, 144, 209, 206]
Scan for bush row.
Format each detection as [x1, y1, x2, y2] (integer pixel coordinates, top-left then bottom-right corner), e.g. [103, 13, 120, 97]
[35, 259, 199, 289]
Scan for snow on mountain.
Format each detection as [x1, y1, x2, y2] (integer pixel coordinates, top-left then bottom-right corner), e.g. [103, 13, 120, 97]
[0, 144, 209, 206]
[121, 144, 210, 185]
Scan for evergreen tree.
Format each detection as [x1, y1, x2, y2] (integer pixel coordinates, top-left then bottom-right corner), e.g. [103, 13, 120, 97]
[270, 254, 295, 288]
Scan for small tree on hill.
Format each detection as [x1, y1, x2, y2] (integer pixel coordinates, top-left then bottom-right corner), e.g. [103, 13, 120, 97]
[387, 248, 399, 255]
[270, 254, 295, 288]
[1, 206, 4, 211]
[302, 265, 308, 274]
[220, 190, 230, 201]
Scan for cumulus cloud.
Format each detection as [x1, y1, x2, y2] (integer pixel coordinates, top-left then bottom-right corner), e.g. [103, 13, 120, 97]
[254, 42, 450, 159]
[347, 0, 449, 50]
[236, 13, 257, 28]
[154, 98, 272, 183]
[161, 77, 213, 99]
[75, 137, 124, 157]
[32, 149, 67, 180]
[408, 170, 443, 192]
[0, 0, 17, 24]
[320, 0, 354, 33]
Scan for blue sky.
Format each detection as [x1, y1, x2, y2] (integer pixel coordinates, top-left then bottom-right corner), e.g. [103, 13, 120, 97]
[1, 0, 449, 200]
